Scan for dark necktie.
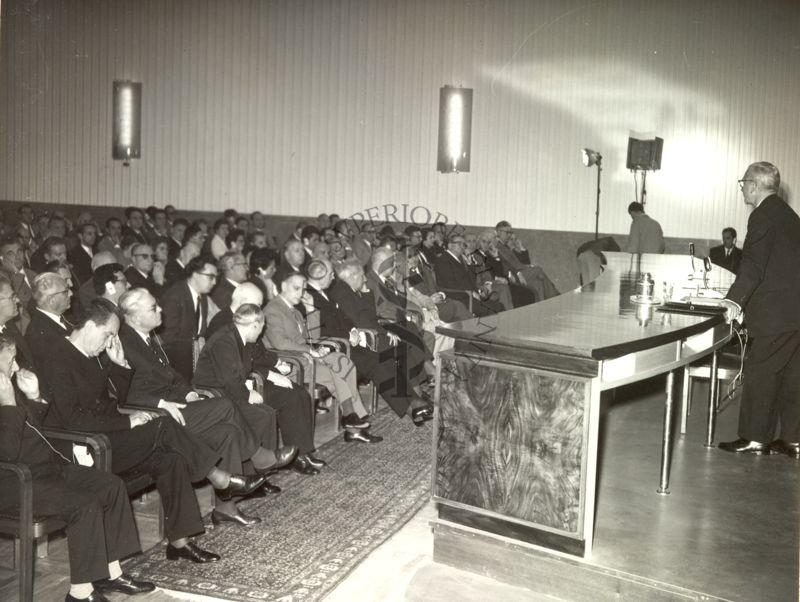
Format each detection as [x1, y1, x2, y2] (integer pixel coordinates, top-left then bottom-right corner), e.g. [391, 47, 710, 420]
[146, 335, 169, 366]
[60, 316, 73, 333]
[195, 297, 204, 337]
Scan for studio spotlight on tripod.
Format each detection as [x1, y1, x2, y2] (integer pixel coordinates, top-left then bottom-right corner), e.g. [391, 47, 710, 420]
[581, 148, 603, 240]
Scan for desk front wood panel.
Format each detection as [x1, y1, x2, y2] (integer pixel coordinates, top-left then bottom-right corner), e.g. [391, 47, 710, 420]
[435, 354, 591, 539]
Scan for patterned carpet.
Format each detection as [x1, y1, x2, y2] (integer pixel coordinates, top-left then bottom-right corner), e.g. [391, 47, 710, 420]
[124, 409, 432, 601]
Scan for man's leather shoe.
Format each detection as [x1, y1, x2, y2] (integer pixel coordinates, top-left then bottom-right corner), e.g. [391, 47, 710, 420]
[718, 438, 770, 455]
[211, 508, 262, 526]
[768, 439, 800, 458]
[341, 413, 370, 429]
[344, 429, 383, 443]
[315, 400, 330, 414]
[215, 473, 267, 501]
[274, 445, 299, 468]
[299, 453, 327, 469]
[93, 573, 156, 595]
[262, 479, 282, 494]
[65, 591, 111, 602]
[292, 456, 321, 475]
[166, 541, 221, 563]
[410, 403, 433, 426]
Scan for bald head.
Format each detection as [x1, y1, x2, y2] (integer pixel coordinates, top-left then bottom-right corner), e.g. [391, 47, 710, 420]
[370, 248, 395, 277]
[91, 251, 117, 271]
[230, 282, 263, 312]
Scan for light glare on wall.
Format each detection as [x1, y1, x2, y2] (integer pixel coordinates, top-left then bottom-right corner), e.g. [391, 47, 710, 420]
[112, 80, 142, 164]
[437, 86, 472, 173]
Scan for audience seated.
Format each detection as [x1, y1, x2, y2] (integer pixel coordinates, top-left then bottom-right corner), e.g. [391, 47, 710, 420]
[118, 288, 290, 521]
[211, 252, 248, 311]
[305, 260, 433, 426]
[1, 198, 573, 594]
[495, 221, 559, 302]
[0, 333, 157, 601]
[36, 300, 267, 561]
[434, 234, 504, 317]
[197, 289, 324, 475]
[264, 272, 381, 443]
[159, 255, 220, 381]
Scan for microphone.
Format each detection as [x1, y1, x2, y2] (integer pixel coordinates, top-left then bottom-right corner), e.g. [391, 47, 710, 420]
[689, 243, 696, 272]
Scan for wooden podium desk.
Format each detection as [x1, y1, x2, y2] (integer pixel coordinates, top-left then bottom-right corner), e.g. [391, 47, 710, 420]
[432, 252, 735, 558]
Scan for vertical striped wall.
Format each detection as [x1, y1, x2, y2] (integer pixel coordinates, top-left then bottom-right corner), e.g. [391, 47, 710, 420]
[2, 0, 799, 239]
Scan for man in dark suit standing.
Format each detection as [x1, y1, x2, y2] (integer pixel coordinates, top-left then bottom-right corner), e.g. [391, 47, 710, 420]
[159, 255, 218, 381]
[708, 227, 743, 275]
[717, 162, 800, 457]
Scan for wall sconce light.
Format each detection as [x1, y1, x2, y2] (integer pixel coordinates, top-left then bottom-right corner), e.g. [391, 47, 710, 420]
[437, 86, 472, 173]
[112, 80, 142, 165]
[581, 148, 603, 239]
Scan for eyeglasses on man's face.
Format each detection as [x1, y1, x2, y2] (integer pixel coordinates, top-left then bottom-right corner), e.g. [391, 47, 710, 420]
[738, 179, 754, 190]
[198, 272, 218, 281]
[0, 292, 19, 302]
[134, 253, 156, 260]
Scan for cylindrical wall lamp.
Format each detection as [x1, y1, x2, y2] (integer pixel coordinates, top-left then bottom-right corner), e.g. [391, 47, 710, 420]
[112, 80, 142, 165]
[437, 86, 472, 173]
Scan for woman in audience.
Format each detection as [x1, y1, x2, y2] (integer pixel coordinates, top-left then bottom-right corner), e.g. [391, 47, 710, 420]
[249, 247, 280, 304]
[225, 228, 246, 254]
[152, 236, 170, 265]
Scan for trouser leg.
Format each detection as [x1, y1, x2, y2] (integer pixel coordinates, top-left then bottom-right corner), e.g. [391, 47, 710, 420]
[234, 401, 278, 450]
[263, 381, 315, 453]
[739, 331, 800, 442]
[138, 449, 204, 541]
[182, 398, 254, 474]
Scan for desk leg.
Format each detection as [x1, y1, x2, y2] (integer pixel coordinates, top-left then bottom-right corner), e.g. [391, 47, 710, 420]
[705, 350, 719, 447]
[657, 370, 676, 495]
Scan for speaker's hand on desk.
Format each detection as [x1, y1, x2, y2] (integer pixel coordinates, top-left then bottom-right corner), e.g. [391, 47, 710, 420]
[719, 299, 742, 324]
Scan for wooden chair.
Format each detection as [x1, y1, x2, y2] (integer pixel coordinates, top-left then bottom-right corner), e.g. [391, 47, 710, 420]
[0, 429, 110, 602]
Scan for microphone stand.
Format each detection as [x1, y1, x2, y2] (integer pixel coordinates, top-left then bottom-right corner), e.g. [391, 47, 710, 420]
[594, 156, 603, 240]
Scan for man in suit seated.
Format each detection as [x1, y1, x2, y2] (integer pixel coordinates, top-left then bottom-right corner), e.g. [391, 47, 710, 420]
[25, 272, 75, 402]
[159, 255, 220, 381]
[273, 240, 307, 287]
[0, 333, 156, 601]
[708, 227, 742, 275]
[124, 244, 165, 300]
[0, 237, 37, 331]
[494, 221, 559, 302]
[36, 300, 266, 561]
[305, 260, 433, 426]
[92, 263, 130, 309]
[264, 273, 381, 443]
[67, 222, 98, 285]
[366, 248, 435, 369]
[164, 240, 201, 289]
[197, 290, 324, 475]
[121, 207, 148, 245]
[118, 288, 291, 522]
[210, 251, 248, 311]
[434, 234, 505, 317]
